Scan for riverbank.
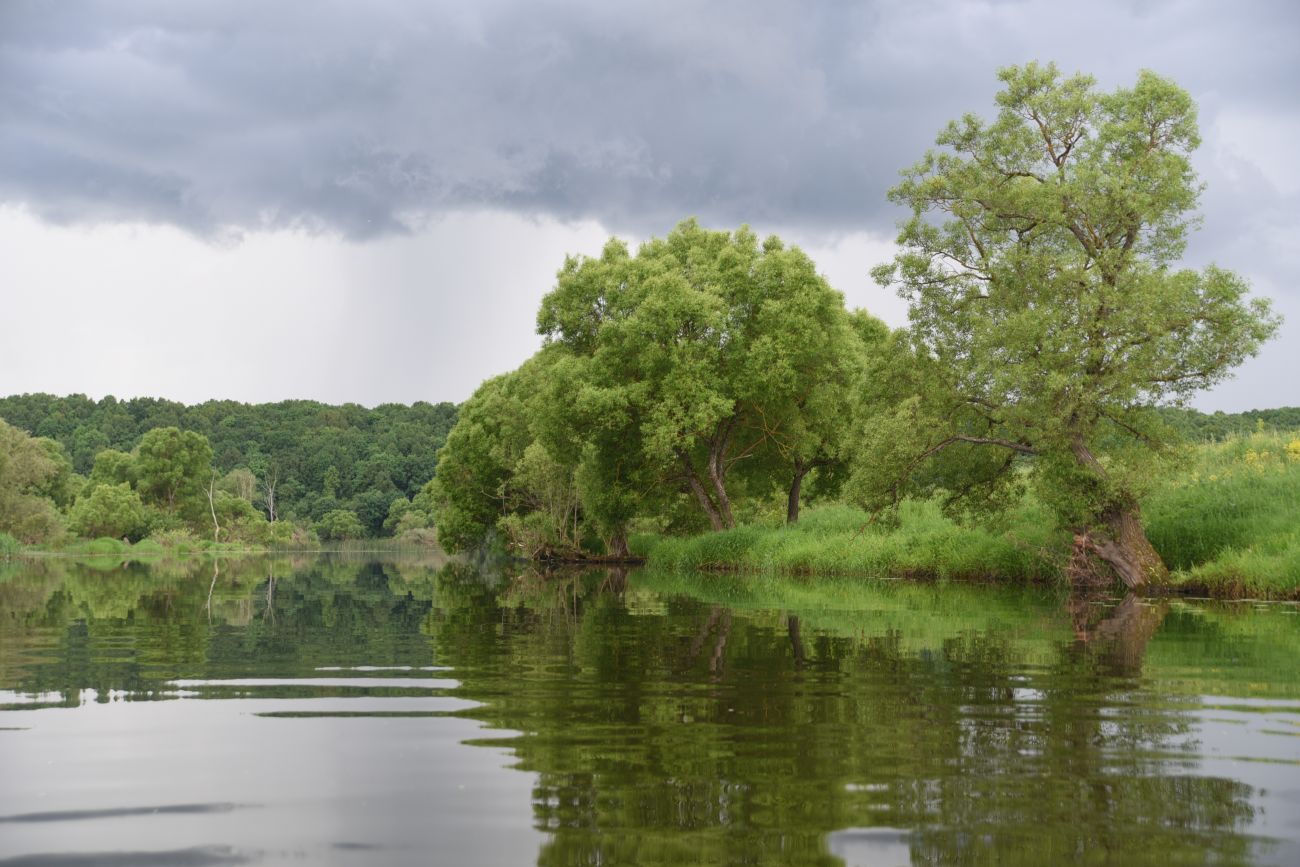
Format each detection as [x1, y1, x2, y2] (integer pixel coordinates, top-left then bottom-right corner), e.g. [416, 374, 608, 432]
[633, 431, 1300, 600]
[8, 431, 1295, 599]
[5, 535, 444, 562]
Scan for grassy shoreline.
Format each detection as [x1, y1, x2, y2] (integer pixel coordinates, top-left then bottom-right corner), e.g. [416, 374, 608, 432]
[7, 431, 1296, 601]
[633, 431, 1300, 600]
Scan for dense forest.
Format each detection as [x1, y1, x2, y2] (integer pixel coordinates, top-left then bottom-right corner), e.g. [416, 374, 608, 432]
[0, 395, 456, 546]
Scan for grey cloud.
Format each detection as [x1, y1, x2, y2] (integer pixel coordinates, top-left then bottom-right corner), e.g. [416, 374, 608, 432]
[1, 0, 1298, 255]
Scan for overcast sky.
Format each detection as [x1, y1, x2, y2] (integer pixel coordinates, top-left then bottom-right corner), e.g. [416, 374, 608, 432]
[1, 0, 1296, 410]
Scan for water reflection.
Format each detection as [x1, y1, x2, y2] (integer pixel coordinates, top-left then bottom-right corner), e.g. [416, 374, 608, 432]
[0, 555, 1297, 865]
[428, 566, 1284, 865]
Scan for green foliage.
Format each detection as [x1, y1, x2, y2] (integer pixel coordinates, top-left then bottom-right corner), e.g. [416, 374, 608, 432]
[1158, 406, 1300, 441]
[31, 438, 78, 509]
[539, 219, 874, 532]
[147, 527, 201, 550]
[860, 63, 1279, 584]
[86, 448, 136, 489]
[351, 489, 395, 537]
[217, 467, 258, 502]
[0, 532, 20, 556]
[0, 417, 66, 544]
[638, 432, 1300, 597]
[382, 497, 413, 535]
[430, 369, 534, 552]
[434, 220, 887, 557]
[135, 427, 213, 515]
[130, 538, 166, 556]
[1145, 432, 1300, 596]
[69, 483, 150, 541]
[315, 509, 366, 541]
[78, 536, 127, 556]
[0, 394, 458, 528]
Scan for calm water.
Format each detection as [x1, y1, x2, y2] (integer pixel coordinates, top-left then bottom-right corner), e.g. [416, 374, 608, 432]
[2, 555, 1299, 866]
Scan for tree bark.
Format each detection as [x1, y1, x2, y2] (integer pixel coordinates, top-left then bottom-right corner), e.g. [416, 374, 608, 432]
[1069, 438, 1169, 591]
[1084, 503, 1169, 591]
[262, 469, 278, 523]
[206, 474, 220, 544]
[607, 531, 630, 559]
[786, 461, 810, 525]
[706, 444, 735, 529]
[679, 450, 725, 531]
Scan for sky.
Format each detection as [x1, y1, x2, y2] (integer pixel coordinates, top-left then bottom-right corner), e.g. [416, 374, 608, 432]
[1, 0, 1297, 410]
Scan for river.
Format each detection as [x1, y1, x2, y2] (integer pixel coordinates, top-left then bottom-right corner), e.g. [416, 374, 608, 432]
[1, 553, 1298, 865]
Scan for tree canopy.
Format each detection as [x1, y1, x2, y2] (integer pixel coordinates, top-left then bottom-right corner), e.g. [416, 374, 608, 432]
[860, 63, 1280, 588]
[432, 220, 883, 555]
[0, 395, 458, 531]
[538, 219, 878, 532]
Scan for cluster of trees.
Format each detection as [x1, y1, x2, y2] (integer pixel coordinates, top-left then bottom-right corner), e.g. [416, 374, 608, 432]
[0, 397, 457, 544]
[1158, 407, 1300, 441]
[430, 219, 888, 558]
[430, 64, 1279, 589]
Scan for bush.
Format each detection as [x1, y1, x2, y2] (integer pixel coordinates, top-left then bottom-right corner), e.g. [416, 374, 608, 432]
[80, 537, 127, 556]
[0, 532, 20, 556]
[147, 527, 200, 550]
[70, 483, 149, 541]
[130, 538, 166, 556]
[397, 527, 440, 547]
[315, 509, 366, 541]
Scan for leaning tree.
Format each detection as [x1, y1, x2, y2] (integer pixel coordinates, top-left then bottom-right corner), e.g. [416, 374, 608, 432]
[867, 62, 1278, 589]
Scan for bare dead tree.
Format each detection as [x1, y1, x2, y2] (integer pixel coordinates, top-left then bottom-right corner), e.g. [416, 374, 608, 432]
[261, 466, 279, 523]
[207, 471, 221, 544]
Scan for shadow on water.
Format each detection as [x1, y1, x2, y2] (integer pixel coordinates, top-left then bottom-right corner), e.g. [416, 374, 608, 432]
[1, 555, 1297, 865]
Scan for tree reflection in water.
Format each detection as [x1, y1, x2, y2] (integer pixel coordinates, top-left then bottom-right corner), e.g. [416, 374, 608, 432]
[0, 556, 1284, 866]
[430, 568, 1263, 866]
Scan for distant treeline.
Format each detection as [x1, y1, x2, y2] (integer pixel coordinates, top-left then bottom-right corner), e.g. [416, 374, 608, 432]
[0, 394, 457, 539]
[1158, 407, 1300, 441]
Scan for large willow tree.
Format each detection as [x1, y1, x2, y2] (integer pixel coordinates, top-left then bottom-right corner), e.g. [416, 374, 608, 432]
[867, 63, 1278, 589]
[539, 219, 867, 532]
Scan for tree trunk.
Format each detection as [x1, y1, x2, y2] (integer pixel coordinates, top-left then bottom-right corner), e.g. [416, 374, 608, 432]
[1069, 438, 1168, 591]
[706, 445, 735, 529]
[679, 450, 725, 531]
[206, 474, 220, 544]
[266, 471, 278, 522]
[787, 462, 809, 525]
[607, 531, 630, 559]
[1083, 503, 1169, 591]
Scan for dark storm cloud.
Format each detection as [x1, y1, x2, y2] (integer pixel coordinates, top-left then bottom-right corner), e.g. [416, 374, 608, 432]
[2, 0, 1298, 246]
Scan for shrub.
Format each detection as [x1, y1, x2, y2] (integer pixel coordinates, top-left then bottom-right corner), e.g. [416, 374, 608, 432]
[315, 509, 366, 541]
[147, 527, 200, 549]
[69, 483, 149, 541]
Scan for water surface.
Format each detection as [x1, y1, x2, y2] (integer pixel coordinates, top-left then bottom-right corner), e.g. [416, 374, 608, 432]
[2, 554, 1299, 865]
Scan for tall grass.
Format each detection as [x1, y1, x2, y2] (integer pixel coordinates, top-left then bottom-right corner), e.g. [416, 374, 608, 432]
[638, 431, 1300, 596]
[1146, 430, 1300, 596]
[0, 532, 20, 557]
[639, 499, 1064, 583]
